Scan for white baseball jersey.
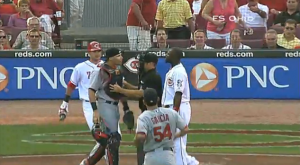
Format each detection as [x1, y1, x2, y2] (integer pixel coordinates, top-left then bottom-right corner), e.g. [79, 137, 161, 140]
[70, 60, 104, 101]
[136, 107, 187, 152]
[161, 63, 190, 106]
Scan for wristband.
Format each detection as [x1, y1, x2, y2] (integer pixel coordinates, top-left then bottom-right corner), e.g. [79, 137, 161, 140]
[173, 107, 179, 111]
[91, 102, 97, 111]
[64, 95, 70, 102]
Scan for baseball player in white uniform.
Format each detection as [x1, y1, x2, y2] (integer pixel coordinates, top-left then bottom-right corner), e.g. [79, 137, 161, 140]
[135, 88, 189, 165]
[161, 48, 199, 165]
[58, 41, 105, 129]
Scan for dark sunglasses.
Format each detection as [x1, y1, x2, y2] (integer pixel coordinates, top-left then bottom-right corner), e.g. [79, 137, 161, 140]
[0, 36, 6, 39]
[29, 35, 40, 38]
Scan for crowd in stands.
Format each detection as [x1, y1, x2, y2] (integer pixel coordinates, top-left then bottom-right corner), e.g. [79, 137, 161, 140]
[1, 0, 300, 51]
[0, 0, 63, 50]
[127, 0, 300, 50]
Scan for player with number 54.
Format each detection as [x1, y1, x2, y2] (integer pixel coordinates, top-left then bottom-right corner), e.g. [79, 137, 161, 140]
[134, 88, 189, 165]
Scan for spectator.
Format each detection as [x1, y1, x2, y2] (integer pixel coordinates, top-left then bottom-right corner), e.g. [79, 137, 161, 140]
[13, 17, 55, 49]
[262, 29, 285, 49]
[189, 29, 214, 49]
[22, 28, 48, 50]
[222, 29, 251, 49]
[0, 30, 11, 50]
[277, 19, 300, 49]
[8, 0, 34, 28]
[150, 28, 170, 49]
[261, 0, 287, 15]
[155, 0, 194, 39]
[70, 0, 83, 27]
[202, 0, 250, 45]
[126, 0, 156, 51]
[29, 0, 64, 36]
[239, 0, 269, 28]
[274, 0, 300, 26]
[0, 0, 18, 14]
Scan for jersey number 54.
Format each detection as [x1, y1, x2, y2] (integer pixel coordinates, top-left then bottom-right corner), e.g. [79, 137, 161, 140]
[153, 124, 172, 142]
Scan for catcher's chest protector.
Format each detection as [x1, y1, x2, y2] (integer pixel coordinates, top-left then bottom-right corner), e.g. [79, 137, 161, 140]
[101, 64, 124, 100]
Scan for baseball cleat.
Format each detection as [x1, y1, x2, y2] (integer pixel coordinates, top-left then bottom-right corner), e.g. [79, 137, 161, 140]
[79, 159, 88, 165]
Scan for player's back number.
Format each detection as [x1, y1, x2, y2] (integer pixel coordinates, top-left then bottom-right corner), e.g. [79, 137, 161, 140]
[153, 123, 172, 142]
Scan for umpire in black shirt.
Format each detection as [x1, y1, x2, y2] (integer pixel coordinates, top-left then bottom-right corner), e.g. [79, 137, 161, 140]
[109, 52, 162, 165]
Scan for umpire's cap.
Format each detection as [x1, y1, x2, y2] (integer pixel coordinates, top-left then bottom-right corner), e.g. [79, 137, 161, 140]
[143, 88, 158, 106]
[105, 47, 122, 60]
[143, 52, 158, 64]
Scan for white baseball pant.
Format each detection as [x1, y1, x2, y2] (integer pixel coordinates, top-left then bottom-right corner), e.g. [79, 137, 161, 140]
[168, 102, 199, 165]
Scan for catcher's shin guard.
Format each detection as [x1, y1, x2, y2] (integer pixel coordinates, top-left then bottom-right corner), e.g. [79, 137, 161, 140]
[86, 143, 107, 165]
[106, 132, 121, 165]
[137, 145, 145, 165]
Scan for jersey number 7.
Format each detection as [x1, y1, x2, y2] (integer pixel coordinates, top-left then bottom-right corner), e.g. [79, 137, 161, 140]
[153, 124, 172, 142]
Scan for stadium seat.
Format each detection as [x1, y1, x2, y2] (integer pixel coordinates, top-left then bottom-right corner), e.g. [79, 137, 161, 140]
[195, 13, 207, 30]
[242, 39, 264, 49]
[267, 13, 276, 28]
[205, 39, 226, 49]
[10, 27, 27, 45]
[0, 14, 12, 26]
[240, 27, 266, 40]
[167, 39, 191, 48]
[270, 26, 284, 34]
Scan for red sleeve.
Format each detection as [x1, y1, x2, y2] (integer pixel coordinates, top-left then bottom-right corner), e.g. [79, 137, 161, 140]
[187, 0, 193, 14]
[13, 0, 18, 5]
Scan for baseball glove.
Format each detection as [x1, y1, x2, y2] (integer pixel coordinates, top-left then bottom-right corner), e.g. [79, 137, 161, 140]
[123, 110, 134, 130]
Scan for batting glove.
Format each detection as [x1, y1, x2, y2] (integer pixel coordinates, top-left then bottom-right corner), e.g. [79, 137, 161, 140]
[59, 101, 69, 121]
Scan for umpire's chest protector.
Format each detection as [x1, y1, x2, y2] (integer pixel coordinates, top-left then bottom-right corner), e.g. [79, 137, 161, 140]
[100, 64, 124, 100]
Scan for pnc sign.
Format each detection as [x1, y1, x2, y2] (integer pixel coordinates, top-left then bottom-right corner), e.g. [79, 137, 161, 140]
[190, 63, 218, 92]
[0, 65, 9, 91]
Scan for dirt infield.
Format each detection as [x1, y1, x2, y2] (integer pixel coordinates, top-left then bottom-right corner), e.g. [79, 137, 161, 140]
[0, 99, 300, 165]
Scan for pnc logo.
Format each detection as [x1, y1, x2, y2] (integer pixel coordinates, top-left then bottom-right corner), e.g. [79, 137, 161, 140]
[0, 65, 9, 91]
[190, 63, 218, 92]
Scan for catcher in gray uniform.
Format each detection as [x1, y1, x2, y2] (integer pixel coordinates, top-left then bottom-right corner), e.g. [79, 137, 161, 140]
[79, 48, 135, 165]
[134, 88, 189, 165]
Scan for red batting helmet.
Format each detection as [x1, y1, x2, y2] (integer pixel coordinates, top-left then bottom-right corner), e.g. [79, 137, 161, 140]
[88, 41, 102, 52]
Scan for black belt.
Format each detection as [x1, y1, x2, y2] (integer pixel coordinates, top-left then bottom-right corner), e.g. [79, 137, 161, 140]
[84, 100, 118, 106]
[146, 147, 173, 153]
[105, 100, 118, 106]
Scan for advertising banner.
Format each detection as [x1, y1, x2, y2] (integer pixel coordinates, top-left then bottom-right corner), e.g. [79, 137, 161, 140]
[0, 50, 299, 100]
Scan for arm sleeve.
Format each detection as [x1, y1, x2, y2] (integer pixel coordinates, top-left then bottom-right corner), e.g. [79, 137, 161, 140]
[173, 72, 186, 93]
[136, 116, 148, 135]
[70, 66, 80, 86]
[89, 69, 102, 91]
[175, 112, 187, 130]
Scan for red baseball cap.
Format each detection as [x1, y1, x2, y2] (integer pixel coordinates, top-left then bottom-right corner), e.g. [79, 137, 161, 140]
[88, 41, 102, 52]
